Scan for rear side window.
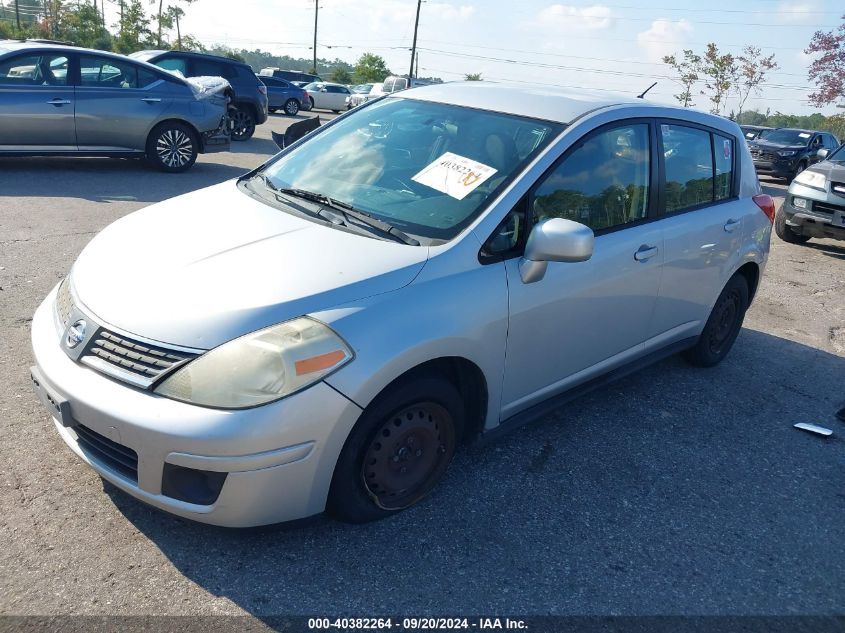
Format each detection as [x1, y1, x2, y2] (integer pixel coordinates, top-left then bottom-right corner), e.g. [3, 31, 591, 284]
[80, 56, 142, 88]
[154, 57, 187, 75]
[714, 134, 734, 201]
[662, 124, 714, 213]
[0, 53, 69, 86]
[533, 123, 651, 232]
[192, 59, 236, 79]
[137, 67, 160, 88]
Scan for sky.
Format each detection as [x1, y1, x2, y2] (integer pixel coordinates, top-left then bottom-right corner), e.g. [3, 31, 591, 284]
[137, 1, 845, 116]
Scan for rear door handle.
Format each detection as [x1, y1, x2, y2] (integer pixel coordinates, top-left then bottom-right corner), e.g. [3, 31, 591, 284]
[634, 245, 659, 262]
[47, 98, 71, 106]
[141, 97, 162, 103]
[724, 218, 740, 233]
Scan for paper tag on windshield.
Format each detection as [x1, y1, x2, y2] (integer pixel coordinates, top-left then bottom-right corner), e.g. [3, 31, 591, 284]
[412, 152, 497, 200]
[799, 132, 811, 139]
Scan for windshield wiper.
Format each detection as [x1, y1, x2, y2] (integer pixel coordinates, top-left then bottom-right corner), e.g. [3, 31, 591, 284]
[278, 187, 420, 246]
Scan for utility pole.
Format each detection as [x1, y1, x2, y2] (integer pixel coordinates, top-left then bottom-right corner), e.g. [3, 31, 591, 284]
[312, 0, 318, 74]
[408, 0, 421, 79]
[14, 0, 20, 30]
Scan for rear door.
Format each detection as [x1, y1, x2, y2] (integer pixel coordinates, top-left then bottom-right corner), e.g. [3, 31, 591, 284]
[648, 122, 745, 344]
[0, 51, 76, 150]
[74, 55, 172, 151]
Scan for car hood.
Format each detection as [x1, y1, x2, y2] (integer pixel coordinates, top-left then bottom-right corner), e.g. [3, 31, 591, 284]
[750, 141, 806, 152]
[71, 181, 429, 349]
[804, 160, 845, 181]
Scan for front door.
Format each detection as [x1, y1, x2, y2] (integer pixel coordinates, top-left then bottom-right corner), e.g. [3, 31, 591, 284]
[0, 52, 76, 150]
[500, 121, 663, 419]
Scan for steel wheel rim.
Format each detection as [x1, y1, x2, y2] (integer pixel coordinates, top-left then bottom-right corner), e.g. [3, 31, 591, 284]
[708, 289, 740, 354]
[231, 111, 254, 138]
[155, 129, 193, 168]
[362, 402, 455, 510]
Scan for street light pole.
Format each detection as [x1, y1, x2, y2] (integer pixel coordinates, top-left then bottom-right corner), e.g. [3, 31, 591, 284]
[312, 0, 319, 74]
[408, 0, 421, 80]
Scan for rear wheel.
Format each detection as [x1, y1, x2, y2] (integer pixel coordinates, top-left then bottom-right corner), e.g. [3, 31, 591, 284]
[774, 207, 811, 244]
[146, 121, 197, 173]
[230, 106, 256, 141]
[283, 98, 300, 116]
[683, 274, 748, 368]
[328, 376, 463, 523]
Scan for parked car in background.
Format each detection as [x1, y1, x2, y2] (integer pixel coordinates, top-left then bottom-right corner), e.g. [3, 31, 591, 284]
[131, 50, 268, 141]
[381, 75, 436, 94]
[740, 125, 773, 142]
[259, 68, 322, 84]
[749, 128, 840, 182]
[776, 142, 845, 244]
[0, 41, 230, 172]
[31, 83, 772, 527]
[303, 81, 351, 112]
[257, 75, 307, 116]
[346, 82, 384, 109]
[346, 83, 373, 109]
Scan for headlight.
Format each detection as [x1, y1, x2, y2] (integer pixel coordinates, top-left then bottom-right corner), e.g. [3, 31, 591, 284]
[793, 170, 827, 190]
[154, 317, 353, 408]
[778, 150, 797, 157]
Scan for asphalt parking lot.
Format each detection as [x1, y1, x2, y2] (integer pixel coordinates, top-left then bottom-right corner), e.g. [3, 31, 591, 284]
[1, 114, 844, 620]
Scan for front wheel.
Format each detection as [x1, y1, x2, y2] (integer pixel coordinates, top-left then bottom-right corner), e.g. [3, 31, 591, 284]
[774, 207, 811, 244]
[146, 122, 198, 173]
[230, 106, 256, 141]
[683, 274, 748, 368]
[328, 376, 463, 523]
[786, 161, 807, 184]
[283, 98, 300, 116]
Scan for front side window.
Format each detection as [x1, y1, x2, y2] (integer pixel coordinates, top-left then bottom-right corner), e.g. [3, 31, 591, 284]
[532, 123, 651, 232]
[193, 59, 235, 79]
[662, 124, 714, 213]
[154, 57, 188, 75]
[80, 56, 140, 88]
[258, 98, 562, 242]
[0, 53, 68, 86]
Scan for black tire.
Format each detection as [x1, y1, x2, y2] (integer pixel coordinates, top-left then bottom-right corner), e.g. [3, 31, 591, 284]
[230, 106, 256, 141]
[774, 207, 811, 244]
[145, 121, 198, 173]
[786, 161, 807, 184]
[683, 274, 749, 368]
[309, 96, 315, 110]
[328, 375, 464, 523]
[283, 98, 300, 116]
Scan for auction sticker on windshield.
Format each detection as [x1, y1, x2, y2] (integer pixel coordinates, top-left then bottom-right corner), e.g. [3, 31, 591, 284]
[412, 152, 497, 200]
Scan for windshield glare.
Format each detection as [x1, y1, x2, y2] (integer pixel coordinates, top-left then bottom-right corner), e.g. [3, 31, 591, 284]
[261, 98, 561, 242]
[762, 129, 811, 145]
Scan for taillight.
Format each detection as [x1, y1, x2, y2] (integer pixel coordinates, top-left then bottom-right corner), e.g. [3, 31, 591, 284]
[752, 193, 776, 224]
[303, 90, 310, 98]
[257, 84, 267, 95]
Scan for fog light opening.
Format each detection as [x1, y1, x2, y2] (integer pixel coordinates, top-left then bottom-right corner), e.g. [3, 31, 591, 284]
[161, 463, 227, 506]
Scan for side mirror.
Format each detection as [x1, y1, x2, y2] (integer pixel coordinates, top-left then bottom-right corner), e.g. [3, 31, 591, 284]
[817, 148, 830, 159]
[519, 218, 594, 284]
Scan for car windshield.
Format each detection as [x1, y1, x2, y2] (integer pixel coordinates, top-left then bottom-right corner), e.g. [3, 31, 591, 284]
[304, 82, 321, 91]
[828, 144, 845, 162]
[763, 129, 811, 145]
[258, 97, 562, 242]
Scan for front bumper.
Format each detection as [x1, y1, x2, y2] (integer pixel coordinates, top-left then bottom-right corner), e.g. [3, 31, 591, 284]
[200, 116, 231, 154]
[30, 288, 363, 527]
[753, 157, 798, 178]
[781, 187, 845, 240]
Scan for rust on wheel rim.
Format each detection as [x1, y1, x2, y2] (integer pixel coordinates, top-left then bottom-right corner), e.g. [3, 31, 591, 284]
[362, 402, 455, 510]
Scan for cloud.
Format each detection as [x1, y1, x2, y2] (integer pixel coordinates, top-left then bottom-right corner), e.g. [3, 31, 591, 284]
[535, 4, 613, 30]
[637, 18, 693, 63]
[775, 1, 818, 24]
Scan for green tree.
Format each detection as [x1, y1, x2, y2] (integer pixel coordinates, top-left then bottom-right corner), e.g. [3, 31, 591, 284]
[464, 72, 483, 81]
[700, 43, 736, 115]
[62, 3, 110, 49]
[329, 66, 352, 84]
[113, 0, 152, 53]
[734, 46, 778, 120]
[353, 53, 391, 83]
[662, 49, 701, 108]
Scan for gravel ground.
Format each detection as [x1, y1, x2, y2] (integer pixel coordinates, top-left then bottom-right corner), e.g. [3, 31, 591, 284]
[1, 115, 844, 619]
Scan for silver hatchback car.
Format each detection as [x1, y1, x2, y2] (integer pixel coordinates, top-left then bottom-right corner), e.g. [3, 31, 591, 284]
[30, 83, 773, 526]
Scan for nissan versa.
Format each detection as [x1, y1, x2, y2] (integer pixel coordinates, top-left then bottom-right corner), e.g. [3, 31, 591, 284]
[30, 83, 773, 526]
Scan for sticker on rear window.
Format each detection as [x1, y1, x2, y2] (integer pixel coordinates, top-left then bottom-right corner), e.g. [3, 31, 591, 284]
[799, 132, 811, 138]
[723, 139, 731, 160]
[412, 152, 497, 200]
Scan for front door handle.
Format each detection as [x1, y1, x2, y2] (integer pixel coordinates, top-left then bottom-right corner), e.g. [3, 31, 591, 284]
[634, 245, 658, 262]
[724, 218, 740, 233]
[47, 98, 71, 106]
[141, 97, 162, 103]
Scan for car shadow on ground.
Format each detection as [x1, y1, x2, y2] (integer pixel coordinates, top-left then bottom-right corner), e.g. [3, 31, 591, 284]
[804, 240, 845, 261]
[103, 329, 845, 617]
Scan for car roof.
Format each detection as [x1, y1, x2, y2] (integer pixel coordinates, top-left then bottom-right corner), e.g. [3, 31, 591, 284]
[396, 81, 653, 124]
[774, 128, 816, 134]
[132, 49, 250, 67]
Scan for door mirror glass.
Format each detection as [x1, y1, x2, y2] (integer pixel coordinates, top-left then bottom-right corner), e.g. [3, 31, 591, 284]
[519, 218, 594, 283]
[817, 148, 829, 159]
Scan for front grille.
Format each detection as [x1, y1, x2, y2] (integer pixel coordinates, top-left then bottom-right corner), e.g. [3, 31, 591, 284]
[751, 149, 776, 161]
[81, 329, 197, 382]
[813, 201, 845, 216]
[74, 424, 138, 482]
[56, 277, 73, 329]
